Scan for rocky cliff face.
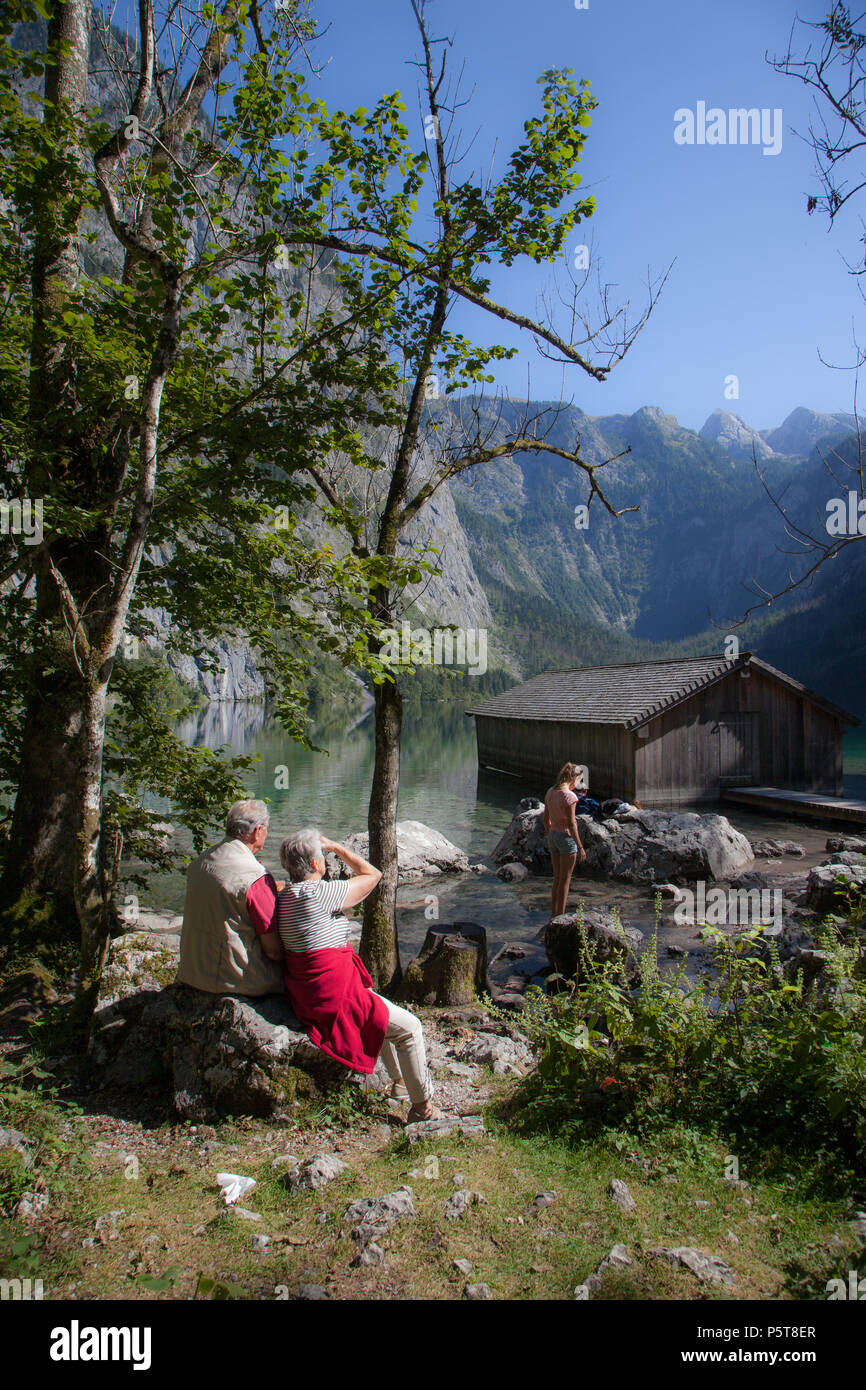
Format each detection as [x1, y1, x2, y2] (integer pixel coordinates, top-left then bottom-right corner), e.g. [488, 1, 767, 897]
[698, 409, 778, 462]
[759, 406, 857, 457]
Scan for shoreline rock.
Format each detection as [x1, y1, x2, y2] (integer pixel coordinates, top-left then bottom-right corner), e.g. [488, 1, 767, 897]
[493, 803, 754, 886]
[544, 911, 642, 986]
[324, 821, 470, 884]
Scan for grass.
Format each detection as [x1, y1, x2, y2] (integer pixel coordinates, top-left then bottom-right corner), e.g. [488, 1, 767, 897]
[0, 1064, 860, 1302]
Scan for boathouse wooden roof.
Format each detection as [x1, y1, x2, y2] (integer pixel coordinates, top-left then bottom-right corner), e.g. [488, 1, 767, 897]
[466, 653, 859, 731]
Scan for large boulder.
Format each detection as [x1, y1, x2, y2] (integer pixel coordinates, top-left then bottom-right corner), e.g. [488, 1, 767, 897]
[88, 932, 348, 1120]
[826, 835, 866, 855]
[544, 911, 643, 986]
[805, 863, 866, 918]
[493, 804, 753, 885]
[604, 809, 754, 884]
[324, 821, 469, 883]
[490, 799, 551, 873]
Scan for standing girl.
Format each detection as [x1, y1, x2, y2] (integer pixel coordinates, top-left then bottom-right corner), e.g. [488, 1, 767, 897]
[544, 762, 587, 918]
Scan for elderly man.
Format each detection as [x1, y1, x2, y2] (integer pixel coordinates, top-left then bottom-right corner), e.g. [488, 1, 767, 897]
[176, 799, 283, 995]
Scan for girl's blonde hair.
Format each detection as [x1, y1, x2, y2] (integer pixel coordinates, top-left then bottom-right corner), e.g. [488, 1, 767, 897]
[555, 762, 582, 787]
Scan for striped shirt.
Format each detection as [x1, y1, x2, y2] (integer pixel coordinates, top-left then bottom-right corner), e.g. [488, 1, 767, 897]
[276, 878, 351, 953]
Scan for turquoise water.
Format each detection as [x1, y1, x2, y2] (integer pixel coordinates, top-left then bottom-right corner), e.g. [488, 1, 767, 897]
[140, 699, 864, 973]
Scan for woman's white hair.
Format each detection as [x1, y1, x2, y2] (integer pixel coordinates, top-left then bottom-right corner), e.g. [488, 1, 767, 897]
[279, 828, 324, 882]
[226, 799, 270, 841]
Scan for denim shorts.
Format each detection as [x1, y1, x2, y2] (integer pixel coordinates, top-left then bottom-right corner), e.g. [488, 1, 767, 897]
[548, 829, 578, 856]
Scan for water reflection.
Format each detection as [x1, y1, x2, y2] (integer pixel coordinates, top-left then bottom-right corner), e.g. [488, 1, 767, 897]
[142, 701, 862, 976]
[174, 701, 268, 752]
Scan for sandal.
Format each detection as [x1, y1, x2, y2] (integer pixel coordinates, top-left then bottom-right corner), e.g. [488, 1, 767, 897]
[405, 1101, 439, 1124]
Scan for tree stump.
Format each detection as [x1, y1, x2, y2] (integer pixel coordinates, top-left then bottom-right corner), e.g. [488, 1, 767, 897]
[400, 922, 489, 1006]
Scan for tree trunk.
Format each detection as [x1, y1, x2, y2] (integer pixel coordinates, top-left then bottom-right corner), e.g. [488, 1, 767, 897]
[0, 0, 93, 937]
[0, 662, 81, 931]
[360, 676, 403, 993]
[0, 558, 80, 930]
[74, 681, 114, 1007]
[400, 923, 489, 1006]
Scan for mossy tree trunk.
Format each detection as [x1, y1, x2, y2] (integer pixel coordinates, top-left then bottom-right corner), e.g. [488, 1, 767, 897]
[361, 672, 403, 993]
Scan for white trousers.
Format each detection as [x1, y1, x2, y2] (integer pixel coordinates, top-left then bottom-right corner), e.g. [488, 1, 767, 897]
[371, 993, 434, 1106]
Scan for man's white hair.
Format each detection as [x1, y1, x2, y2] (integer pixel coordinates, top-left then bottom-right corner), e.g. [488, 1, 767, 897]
[226, 799, 270, 842]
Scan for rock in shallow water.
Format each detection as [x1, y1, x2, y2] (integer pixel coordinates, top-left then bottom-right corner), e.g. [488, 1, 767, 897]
[805, 863, 866, 917]
[493, 804, 754, 884]
[324, 821, 470, 883]
[544, 911, 642, 987]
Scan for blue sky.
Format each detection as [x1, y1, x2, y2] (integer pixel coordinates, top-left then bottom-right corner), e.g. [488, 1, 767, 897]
[306, 0, 866, 433]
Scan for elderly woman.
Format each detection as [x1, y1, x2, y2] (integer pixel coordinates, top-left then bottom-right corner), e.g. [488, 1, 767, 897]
[259, 828, 436, 1124]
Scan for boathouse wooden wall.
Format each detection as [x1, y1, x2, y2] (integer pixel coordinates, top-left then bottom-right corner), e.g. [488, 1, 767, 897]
[473, 717, 635, 802]
[634, 666, 843, 805]
[475, 666, 845, 806]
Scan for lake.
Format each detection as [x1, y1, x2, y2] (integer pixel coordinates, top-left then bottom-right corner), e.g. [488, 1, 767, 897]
[140, 701, 866, 978]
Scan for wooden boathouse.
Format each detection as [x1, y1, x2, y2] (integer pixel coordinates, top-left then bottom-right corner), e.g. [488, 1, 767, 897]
[466, 652, 860, 808]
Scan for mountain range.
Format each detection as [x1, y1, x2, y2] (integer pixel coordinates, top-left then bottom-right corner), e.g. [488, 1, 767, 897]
[422, 400, 866, 717]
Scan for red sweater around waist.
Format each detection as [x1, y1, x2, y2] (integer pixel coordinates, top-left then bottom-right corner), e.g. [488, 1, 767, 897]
[282, 944, 388, 1074]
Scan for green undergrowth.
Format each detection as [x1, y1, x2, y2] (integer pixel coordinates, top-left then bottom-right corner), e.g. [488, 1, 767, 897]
[494, 905, 866, 1194]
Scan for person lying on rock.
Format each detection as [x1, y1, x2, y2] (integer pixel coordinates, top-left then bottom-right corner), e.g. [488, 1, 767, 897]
[176, 799, 284, 997]
[257, 829, 437, 1125]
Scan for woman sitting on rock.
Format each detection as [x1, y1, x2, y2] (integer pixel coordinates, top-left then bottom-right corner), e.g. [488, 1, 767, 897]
[259, 829, 436, 1124]
[544, 762, 588, 919]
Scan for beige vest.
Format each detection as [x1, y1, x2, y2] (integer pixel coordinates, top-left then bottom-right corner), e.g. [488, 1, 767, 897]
[176, 837, 282, 996]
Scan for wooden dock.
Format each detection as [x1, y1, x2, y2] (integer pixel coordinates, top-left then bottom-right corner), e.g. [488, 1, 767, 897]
[722, 786, 866, 826]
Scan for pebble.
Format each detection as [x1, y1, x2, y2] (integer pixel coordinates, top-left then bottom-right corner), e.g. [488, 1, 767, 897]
[286, 1154, 349, 1192]
[250, 1234, 271, 1252]
[231, 1208, 262, 1221]
[453, 1258, 473, 1276]
[443, 1190, 472, 1220]
[353, 1241, 386, 1267]
[0, 1127, 33, 1166]
[406, 1116, 484, 1145]
[647, 1245, 735, 1286]
[608, 1180, 637, 1213]
[13, 1190, 49, 1222]
[464, 1283, 491, 1300]
[530, 1191, 558, 1215]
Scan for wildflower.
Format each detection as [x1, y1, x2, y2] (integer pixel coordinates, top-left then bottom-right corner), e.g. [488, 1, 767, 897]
[599, 1076, 618, 1091]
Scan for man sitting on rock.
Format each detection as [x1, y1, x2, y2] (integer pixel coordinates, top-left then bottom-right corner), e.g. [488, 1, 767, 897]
[176, 799, 283, 996]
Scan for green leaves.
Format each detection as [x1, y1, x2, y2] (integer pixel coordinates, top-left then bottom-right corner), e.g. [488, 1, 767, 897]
[134, 1267, 183, 1293]
[195, 1274, 248, 1300]
[506, 911, 866, 1170]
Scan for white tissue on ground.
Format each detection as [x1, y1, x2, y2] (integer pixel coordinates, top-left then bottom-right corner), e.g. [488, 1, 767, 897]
[216, 1173, 257, 1205]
